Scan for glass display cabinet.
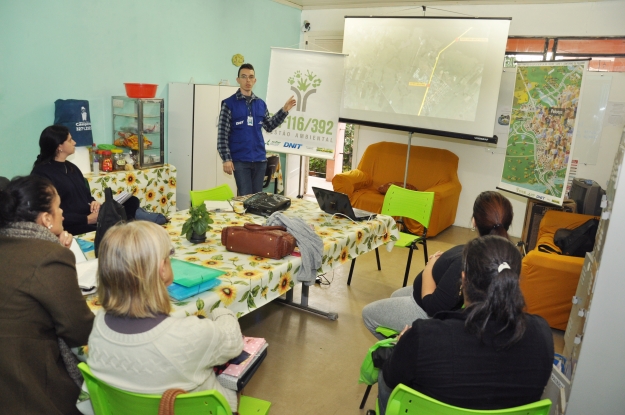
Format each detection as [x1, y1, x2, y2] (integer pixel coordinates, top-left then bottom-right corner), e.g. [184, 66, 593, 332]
[112, 96, 164, 169]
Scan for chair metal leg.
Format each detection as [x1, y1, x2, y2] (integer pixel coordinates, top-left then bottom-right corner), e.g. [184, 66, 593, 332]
[375, 247, 381, 271]
[403, 245, 415, 287]
[422, 239, 428, 265]
[347, 258, 357, 285]
[360, 384, 373, 409]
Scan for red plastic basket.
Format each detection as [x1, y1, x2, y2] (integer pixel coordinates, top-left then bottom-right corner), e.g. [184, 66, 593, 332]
[124, 83, 158, 98]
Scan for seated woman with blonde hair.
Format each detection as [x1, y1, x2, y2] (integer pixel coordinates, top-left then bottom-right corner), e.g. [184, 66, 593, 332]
[87, 221, 244, 412]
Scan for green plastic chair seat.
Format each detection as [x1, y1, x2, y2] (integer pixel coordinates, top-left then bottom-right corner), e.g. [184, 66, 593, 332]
[394, 231, 422, 248]
[385, 384, 552, 415]
[78, 362, 270, 415]
[190, 184, 235, 207]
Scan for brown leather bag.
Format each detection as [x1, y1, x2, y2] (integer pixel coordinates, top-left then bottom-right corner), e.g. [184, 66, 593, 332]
[221, 223, 296, 260]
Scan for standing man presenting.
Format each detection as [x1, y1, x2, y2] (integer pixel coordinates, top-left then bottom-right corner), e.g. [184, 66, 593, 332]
[218, 63, 296, 196]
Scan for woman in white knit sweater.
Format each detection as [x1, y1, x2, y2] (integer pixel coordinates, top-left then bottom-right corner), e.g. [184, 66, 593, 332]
[87, 221, 244, 412]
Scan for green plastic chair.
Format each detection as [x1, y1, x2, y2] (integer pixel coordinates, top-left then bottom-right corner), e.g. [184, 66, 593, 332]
[190, 184, 235, 207]
[78, 362, 271, 415]
[347, 185, 435, 287]
[378, 384, 552, 415]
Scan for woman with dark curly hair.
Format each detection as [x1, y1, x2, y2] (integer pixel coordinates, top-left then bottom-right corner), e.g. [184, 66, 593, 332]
[362, 191, 514, 339]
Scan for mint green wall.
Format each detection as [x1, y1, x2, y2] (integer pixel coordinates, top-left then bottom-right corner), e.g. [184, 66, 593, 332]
[0, 0, 301, 178]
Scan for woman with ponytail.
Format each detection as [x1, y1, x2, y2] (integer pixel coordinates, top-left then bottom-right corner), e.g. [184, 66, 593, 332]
[377, 236, 553, 414]
[0, 175, 94, 415]
[363, 190, 514, 339]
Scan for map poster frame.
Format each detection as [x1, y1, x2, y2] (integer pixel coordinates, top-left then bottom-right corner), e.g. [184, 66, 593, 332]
[498, 60, 588, 206]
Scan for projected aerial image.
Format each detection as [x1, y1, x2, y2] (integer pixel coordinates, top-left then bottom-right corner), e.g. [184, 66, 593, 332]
[343, 22, 490, 122]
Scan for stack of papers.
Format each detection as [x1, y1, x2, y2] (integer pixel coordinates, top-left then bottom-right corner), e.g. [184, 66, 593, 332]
[113, 191, 131, 204]
[70, 238, 87, 263]
[76, 259, 98, 294]
[204, 200, 233, 212]
[217, 337, 268, 391]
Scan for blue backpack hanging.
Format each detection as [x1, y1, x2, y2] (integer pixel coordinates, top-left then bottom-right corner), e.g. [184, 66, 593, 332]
[54, 99, 93, 146]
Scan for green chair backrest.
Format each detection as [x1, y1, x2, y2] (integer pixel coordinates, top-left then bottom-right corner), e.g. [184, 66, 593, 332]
[78, 362, 232, 415]
[386, 384, 552, 415]
[190, 184, 235, 207]
[381, 185, 435, 230]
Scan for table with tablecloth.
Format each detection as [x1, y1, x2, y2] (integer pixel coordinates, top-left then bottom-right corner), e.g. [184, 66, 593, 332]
[81, 198, 398, 319]
[84, 164, 177, 215]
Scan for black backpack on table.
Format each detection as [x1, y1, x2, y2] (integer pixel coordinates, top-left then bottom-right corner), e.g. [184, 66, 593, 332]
[94, 188, 126, 257]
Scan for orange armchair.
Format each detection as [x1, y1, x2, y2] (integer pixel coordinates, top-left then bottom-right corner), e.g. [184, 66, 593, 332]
[520, 210, 598, 330]
[332, 142, 461, 237]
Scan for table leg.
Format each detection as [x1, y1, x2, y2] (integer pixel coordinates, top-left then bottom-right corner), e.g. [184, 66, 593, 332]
[277, 284, 338, 321]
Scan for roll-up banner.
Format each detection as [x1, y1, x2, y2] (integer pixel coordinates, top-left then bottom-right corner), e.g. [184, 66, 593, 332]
[264, 48, 346, 160]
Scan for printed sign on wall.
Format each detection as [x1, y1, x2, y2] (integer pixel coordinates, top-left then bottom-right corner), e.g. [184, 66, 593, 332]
[264, 48, 346, 160]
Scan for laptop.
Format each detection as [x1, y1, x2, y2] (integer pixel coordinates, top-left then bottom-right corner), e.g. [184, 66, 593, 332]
[312, 187, 377, 221]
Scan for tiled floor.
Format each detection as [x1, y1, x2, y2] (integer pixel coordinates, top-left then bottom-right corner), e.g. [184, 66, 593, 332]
[238, 222, 564, 415]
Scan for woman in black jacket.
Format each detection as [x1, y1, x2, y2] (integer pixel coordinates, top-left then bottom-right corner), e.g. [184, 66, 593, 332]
[31, 125, 139, 234]
[377, 235, 554, 414]
[362, 191, 514, 339]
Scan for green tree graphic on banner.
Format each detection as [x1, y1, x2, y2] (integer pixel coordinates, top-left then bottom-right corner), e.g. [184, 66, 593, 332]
[287, 70, 322, 112]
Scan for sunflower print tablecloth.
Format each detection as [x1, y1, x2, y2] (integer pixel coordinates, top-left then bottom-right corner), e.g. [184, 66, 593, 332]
[84, 164, 177, 215]
[82, 198, 398, 318]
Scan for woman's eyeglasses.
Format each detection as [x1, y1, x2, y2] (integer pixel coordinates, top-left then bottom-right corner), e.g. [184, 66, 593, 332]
[169, 247, 176, 257]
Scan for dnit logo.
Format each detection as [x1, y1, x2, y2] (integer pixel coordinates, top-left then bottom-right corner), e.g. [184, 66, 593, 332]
[283, 142, 302, 149]
[287, 70, 322, 112]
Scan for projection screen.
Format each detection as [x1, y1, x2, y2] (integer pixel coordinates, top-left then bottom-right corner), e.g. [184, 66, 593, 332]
[340, 16, 511, 143]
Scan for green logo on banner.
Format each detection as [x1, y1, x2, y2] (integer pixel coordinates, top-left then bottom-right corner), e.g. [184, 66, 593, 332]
[287, 70, 322, 112]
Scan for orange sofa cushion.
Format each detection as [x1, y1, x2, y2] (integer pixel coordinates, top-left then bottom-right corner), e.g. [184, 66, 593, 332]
[332, 141, 461, 237]
[520, 210, 598, 330]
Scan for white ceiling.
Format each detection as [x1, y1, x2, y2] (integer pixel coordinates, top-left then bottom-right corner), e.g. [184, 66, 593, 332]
[273, 0, 611, 10]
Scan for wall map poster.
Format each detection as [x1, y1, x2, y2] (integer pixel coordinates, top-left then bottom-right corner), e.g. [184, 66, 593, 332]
[498, 61, 587, 205]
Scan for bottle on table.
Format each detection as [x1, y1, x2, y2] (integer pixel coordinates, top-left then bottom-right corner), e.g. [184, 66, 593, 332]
[111, 148, 125, 171]
[101, 150, 114, 172]
[88, 143, 94, 172]
[92, 146, 100, 174]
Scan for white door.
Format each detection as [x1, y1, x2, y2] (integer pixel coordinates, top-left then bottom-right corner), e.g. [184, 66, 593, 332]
[215, 86, 239, 194]
[168, 82, 195, 209]
[193, 85, 220, 192]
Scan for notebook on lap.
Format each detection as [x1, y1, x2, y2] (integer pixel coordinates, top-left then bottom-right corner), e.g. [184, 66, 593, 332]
[312, 187, 377, 221]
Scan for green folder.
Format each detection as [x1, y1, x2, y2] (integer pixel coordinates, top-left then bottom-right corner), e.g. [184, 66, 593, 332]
[171, 258, 226, 288]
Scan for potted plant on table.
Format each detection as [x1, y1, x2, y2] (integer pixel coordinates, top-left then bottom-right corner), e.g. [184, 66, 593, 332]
[181, 203, 213, 243]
